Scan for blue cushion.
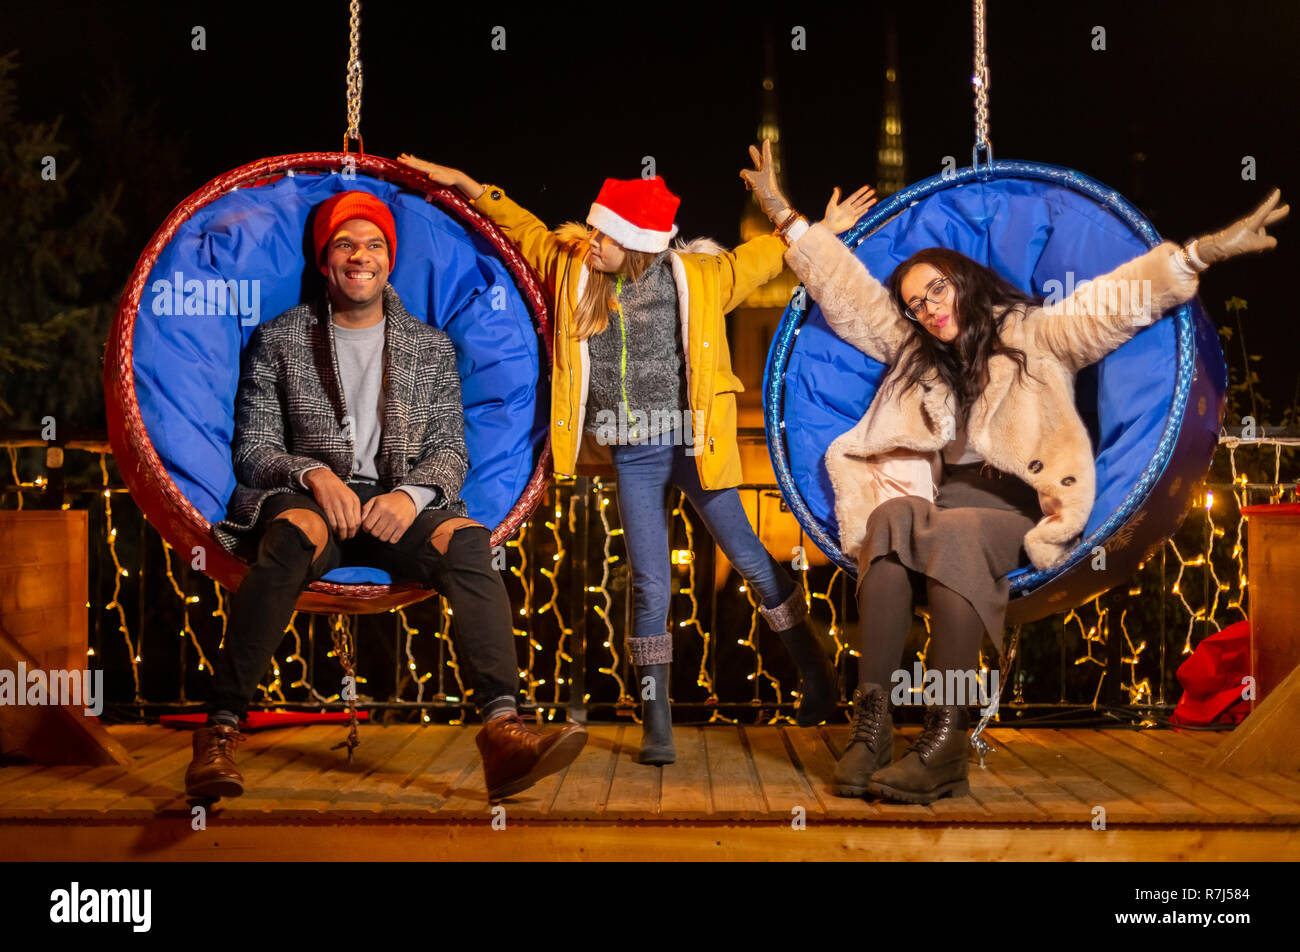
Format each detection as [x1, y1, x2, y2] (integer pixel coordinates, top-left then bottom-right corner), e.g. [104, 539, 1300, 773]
[133, 171, 546, 584]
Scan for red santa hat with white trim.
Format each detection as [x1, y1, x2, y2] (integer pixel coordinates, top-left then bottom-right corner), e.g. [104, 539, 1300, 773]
[586, 175, 681, 253]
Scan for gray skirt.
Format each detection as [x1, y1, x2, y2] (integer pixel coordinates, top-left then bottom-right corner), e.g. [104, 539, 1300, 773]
[854, 462, 1041, 649]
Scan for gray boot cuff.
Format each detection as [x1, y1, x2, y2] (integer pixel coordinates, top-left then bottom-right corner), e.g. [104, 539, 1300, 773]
[628, 633, 672, 666]
[760, 587, 808, 632]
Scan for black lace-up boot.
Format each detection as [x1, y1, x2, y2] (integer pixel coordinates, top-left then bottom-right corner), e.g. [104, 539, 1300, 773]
[832, 683, 894, 797]
[866, 704, 971, 804]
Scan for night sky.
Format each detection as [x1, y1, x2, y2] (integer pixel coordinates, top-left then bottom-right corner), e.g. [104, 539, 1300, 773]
[8, 0, 1299, 413]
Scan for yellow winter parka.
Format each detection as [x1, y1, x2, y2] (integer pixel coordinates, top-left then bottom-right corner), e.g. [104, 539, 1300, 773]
[472, 185, 786, 488]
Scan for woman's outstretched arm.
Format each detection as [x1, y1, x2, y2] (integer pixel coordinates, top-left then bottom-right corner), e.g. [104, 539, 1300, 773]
[397, 153, 569, 293]
[740, 140, 906, 365]
[1036, 189, 1288, 372]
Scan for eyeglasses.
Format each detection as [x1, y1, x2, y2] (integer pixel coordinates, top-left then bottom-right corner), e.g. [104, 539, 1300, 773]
[904, 278, 951, 322]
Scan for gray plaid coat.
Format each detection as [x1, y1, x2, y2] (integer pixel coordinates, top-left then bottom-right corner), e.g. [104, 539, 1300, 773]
[212, 284, 469, 553]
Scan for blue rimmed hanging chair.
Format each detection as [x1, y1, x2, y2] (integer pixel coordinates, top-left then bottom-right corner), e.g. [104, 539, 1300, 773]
[763, 160, 1227, 624]
[105, 152, 553, 614]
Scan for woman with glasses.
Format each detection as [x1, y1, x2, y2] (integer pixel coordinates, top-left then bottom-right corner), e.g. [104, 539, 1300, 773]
[745, 147, 1287, 803]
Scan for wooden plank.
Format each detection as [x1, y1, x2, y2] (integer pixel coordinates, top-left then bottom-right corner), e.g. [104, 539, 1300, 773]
[3, 818, 1298, 863]
[601, 726, 662, 820]
[1206, 662, 1300, 773]
[1029, 730, 1205, 822]
[658, 726, 712, 818]
[437, 731, 518, 816]
[703, 726, 765, 820]
[783, 727, 880, 818]
[544, 724, 620, 820]
[1237, 772, 1300, 808]
[1107, 730, 1300, 821]
[1067, 730, 1267, 822]
[40, 729, 200, 813]
[170, 726, 316, 819]
[303, 725, 427, 818]
[125, 725, 303, 816]
[354, 725, 462, 818]
[102, 724, 161, 751]
[1172, 727, 1235, 749]
[225, 725, 355, 815]
[412, 728, 487, 813]
[0, 763, 103, 810]
[744, 726, 824, 819]
[963, 752, 1051, 821]
[989, 729, 1152, 823]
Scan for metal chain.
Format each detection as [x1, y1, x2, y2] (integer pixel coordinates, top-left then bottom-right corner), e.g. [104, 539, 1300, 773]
[344, 0, 363, 151]
[972, 0, 992, 167]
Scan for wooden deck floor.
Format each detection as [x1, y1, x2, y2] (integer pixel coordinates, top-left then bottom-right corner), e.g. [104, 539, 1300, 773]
[1, 723, 1298, 860]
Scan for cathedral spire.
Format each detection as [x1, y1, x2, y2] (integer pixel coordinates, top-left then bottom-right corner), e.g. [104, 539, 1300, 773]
[876, 18, 906, 196]
[742, 28, 787, 241]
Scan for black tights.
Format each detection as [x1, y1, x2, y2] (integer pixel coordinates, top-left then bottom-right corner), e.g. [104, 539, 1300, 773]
[857, 553, 986, 689]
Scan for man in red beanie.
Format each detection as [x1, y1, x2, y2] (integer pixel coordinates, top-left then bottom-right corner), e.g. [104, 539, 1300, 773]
[195, 190, 587, 802]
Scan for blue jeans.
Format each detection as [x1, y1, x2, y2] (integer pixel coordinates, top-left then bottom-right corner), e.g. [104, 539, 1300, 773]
[610, 430, 796, 641]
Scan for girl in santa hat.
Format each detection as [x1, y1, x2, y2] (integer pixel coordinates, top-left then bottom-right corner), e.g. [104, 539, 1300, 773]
[398, 148, 876, 764]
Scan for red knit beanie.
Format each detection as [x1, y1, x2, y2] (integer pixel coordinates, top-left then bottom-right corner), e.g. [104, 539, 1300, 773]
[312, 190, 397, 269]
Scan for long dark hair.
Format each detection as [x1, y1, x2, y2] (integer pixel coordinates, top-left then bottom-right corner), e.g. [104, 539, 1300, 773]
[882, 247, 1044, 421]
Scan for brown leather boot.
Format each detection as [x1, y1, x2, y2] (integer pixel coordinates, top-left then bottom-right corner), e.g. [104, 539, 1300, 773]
[866, 705, 970, 804]
[185, 725, 245, 799]
[475, 713, 588, 800]
[832, 684, 894, 797]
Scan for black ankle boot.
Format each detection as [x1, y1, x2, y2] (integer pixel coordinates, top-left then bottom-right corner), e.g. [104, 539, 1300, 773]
[762, 589, 837, 726]
[832, 683, 894, 797]
[867, 705, 971, 804]
[628, 635, 674, 765]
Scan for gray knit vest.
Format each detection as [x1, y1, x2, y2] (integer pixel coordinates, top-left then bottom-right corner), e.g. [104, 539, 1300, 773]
[585, 252, 690, 442]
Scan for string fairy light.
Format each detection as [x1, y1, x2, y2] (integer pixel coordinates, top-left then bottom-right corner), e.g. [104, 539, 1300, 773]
[7, 430, 1290, 722]
[161, 540, 212, 674]
[590, 479, 630, 708]
[99, 453, 141, 701]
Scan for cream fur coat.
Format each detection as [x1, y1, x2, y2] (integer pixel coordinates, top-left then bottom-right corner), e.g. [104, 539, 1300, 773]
[783, 224, 1200, 572]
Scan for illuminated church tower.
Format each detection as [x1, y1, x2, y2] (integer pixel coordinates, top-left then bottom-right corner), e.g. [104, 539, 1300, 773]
[876, 20, 906, 197]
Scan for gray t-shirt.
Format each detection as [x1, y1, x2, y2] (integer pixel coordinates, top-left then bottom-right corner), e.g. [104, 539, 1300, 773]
[298, 317, 438, 512]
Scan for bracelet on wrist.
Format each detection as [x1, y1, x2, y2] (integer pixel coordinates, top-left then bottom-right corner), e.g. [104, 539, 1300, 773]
[1179, 241, 1208, 273]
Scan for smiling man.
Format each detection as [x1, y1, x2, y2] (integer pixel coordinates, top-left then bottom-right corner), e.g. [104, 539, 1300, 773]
[196, 190, 587, 802]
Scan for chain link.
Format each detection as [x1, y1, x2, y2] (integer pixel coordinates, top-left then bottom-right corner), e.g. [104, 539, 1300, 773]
[344, 0, 363, 151]
[972, 0, 992, 166]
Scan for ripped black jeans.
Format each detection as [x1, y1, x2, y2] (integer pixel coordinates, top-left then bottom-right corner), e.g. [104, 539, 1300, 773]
[209, 482, 518, 718]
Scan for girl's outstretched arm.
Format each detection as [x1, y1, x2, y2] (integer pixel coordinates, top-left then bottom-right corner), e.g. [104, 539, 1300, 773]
[398, 153, 569, 293]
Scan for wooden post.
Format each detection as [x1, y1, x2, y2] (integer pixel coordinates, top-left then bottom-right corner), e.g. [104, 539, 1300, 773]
[0, 511, 130, 765]
[1203, 503, 1300, 774]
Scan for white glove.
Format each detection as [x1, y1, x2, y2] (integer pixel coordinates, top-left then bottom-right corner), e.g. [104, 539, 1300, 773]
[1197, 189, 1289, 265]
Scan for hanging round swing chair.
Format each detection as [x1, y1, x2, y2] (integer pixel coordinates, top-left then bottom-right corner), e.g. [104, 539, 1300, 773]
[764, 158, 1228, 625]
[104, 151, 554, 614]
